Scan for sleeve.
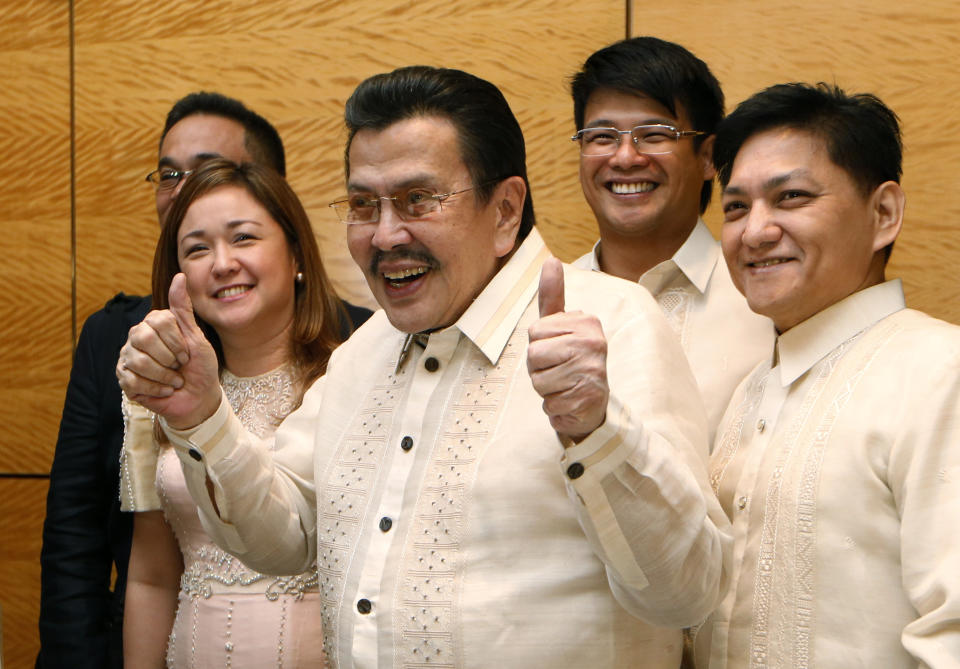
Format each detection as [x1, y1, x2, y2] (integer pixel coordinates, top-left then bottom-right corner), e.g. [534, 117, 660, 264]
[38, 309, 124, 669]
[160, 374, 325, 576]
[559, 295, 733, 629]
[892, 333, 960, 667]
[118, 393, 161, 512]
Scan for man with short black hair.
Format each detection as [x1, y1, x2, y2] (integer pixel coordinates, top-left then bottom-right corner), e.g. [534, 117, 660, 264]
[570, 38, 773, 442]
[699, 82, 960, 667]
[37, 91, 370, 669]
[119, 66, 731, 668]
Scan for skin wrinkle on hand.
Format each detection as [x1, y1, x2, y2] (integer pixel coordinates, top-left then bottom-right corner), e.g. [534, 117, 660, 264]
[527, 257, 610, 442]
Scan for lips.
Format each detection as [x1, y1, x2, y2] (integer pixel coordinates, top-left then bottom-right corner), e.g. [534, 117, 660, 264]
[215, 285, 251, 298]
[383, 266, 429, 287]
[371, 248, 440, 292]
[747, 258, 792, 268]
[608, 181, 657, 195]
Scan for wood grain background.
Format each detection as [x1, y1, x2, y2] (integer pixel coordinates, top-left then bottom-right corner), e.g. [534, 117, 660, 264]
[633, 0, 960, 320]
[1, 0, 957, 666]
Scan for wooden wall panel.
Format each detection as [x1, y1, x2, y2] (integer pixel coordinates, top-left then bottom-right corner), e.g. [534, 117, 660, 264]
[632, 0, 960, 324]
[0, 1, 72, 474]
[73, 0, 625, 321]
[0, 479, 48, 669]
[1, 7, 72, 663]
[5, 0, 958, 666]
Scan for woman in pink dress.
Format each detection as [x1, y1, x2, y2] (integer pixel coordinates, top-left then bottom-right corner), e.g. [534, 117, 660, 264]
[120, 159, 347, 667]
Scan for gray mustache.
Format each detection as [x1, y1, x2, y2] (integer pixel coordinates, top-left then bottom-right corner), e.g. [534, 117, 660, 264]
[370, 249, 440, 276]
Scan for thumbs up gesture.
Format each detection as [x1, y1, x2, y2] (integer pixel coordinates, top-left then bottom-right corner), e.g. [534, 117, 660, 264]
[527, 258, 609, 443]
[116, 273, 221, 429]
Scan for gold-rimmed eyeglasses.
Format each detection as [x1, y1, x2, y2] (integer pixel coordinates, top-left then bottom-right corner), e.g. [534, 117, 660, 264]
[329, 183, 485, 225]
[572, 124, 705, 157]
[145, 167, 195, 191]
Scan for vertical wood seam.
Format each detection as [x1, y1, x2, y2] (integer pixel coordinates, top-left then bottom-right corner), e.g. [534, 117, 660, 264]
[69, 0, 77, 351]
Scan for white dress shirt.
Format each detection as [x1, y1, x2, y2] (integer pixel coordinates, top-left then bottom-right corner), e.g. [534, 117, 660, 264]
[163, 229, 731, 668]
[575, 220, 774, 445]
[700, 280, 960, 668]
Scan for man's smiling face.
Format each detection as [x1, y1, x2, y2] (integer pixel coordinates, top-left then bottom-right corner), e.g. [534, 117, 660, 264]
[578, 87, 713, 245]
[345, 115, 517, 334]
[721, 126, 889, 332]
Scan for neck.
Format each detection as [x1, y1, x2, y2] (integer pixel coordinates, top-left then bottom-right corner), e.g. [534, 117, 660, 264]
[219, 319, 294, 378]
[596, 218, 696, 282]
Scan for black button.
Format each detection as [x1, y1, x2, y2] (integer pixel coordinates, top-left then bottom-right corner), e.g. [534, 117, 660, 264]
[357, 598, 372, 614]
[424, 357, 439, 372]
[188, 448, 203, 462]
[379, 517, 393, 532]
[401, 436, 414, 451]
[566, 462, 585, 479]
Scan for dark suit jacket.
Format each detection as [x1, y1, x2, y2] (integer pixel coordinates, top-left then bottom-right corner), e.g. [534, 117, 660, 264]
[37, 294, 151, 669]
[36, 293, 371, 668]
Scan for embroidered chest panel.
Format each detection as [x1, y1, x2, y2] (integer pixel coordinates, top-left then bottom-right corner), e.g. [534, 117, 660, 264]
[316, 327, 526, 667]
[711, 320, 899, 668]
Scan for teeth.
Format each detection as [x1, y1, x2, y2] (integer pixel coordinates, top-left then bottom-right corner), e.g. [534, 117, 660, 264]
[217, 285, 250, 298]
[752, 259, 789, 268]
[383, 266, 428, 281]
[611, 182, 655, 194]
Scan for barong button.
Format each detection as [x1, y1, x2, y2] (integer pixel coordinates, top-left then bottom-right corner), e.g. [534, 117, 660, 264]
[424, 356, 440, 372]
[738, 496, 748, 510]
[567, 462, 585, 479]
[357, 598, 372, 614]
[756, 419, 766, 433]
[188, 448, 203, 462]
[401, 436, 414, 451]
[379, 516, 393, 532]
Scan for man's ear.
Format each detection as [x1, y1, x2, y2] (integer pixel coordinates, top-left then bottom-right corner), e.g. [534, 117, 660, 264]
[871, 180, 905, 253]
[493, 175, 526, 258]
[698, 134, 717, 180]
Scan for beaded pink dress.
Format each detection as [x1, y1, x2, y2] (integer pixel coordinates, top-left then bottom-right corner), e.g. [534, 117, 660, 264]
[125, 366, 325, 668]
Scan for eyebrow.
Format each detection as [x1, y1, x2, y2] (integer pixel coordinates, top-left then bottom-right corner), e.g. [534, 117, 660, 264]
[723, 169, 814, 197]
[158, 151, 225, 169]
[179, 219, 262, 242]
[347, 173, 440, 193]
[584, 117, 676, 129]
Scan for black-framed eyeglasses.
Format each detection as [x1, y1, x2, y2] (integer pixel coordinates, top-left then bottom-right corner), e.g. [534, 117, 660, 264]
[329, 183, 485, 225]
[572, 124, 705, 157]
[145, 167, 195, 191]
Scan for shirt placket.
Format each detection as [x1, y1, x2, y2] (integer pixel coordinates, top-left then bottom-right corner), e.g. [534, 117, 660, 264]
[351, 329, 460, 668]
[721, 369, 788, 660]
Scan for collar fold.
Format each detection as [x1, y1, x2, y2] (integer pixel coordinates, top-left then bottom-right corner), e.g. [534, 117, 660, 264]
[776, 279, 905, 386]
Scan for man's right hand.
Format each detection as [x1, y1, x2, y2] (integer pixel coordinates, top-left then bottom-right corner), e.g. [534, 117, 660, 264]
[116, 273, 221, 429]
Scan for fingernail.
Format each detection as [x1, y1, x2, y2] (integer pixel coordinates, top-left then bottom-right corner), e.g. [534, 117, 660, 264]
[177, 353, 189, 366]
[172, 377, 184, 389]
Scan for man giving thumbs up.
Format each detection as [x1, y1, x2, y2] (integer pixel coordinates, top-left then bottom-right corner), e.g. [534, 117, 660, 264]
[117, 66, 730, 668]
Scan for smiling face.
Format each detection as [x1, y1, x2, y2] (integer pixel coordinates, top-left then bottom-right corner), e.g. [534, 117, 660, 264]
[721, 127, 899, 332]
[176, 184, 298, 345]
[578, 88, 714, 248]
[345, 116, 520, 334]
[156, 114, 251, 224]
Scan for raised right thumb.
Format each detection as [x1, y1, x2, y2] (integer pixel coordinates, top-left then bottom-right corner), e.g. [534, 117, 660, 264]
[538, 257, 566, 318]
[169, 273, 200, 337]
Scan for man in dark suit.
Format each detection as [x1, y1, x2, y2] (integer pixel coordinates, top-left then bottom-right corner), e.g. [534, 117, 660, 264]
[36, 92, 371, 668]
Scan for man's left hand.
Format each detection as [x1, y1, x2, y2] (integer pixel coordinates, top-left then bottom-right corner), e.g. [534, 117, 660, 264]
[527, 257, 609, 443]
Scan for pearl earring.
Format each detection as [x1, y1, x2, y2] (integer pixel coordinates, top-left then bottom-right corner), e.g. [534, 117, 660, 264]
[295, 271, 304, 283]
